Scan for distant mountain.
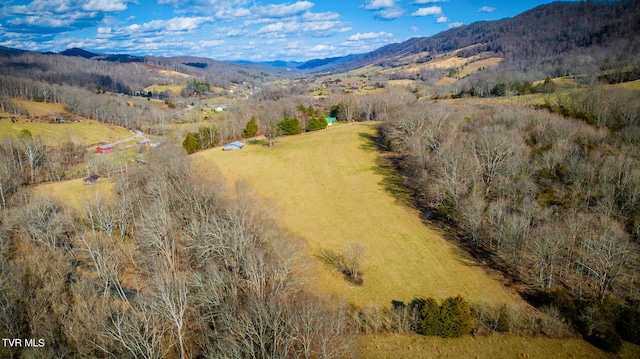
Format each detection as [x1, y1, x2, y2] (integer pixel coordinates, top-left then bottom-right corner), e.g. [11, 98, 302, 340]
[59, 47, 99, 59]
[300, 1, 640, 73]
[264, 60, 303, 68]
[0, 46, 27, 56]
[232, 60, 303, 68]
[296, 55, 359, 71]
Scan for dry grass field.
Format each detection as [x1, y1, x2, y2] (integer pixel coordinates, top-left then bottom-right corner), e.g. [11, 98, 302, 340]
[144, 84, 188, 96]
[621, 79, 640, 91]
[358, 333, 639, 359]
[31, 177, 116, 209]
[195, 123, 523, 307]
[1, 101, 131, 145]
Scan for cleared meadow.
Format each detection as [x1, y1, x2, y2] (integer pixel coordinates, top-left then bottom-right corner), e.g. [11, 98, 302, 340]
[1, 101, 131, 145]
[31, 177, 116, 209]
[195, 123, 523, 307]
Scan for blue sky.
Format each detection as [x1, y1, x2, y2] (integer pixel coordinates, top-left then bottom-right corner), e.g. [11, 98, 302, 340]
[0, 0, 576, 61]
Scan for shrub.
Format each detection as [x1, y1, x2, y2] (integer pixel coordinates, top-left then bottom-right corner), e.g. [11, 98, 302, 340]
[307, 116, 328, 131]
[617, 306, 640, 345]
[278, 117, 302, 135]
[496, 304, 511, 332]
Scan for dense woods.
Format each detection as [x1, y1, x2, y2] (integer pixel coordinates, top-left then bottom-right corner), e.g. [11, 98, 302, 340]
[0, 146, 353, 358]
[378, 98, 640, 349]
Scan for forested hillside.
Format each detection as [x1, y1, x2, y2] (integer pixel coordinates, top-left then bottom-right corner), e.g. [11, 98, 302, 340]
[0, 146, 353, 358]
[313, 1, 640, 76]
[378, 96, 640, 350]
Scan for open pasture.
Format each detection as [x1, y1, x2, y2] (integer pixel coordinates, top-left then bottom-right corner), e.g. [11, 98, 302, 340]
[1, 101, 131, 145]
[196, 123, 523, 307]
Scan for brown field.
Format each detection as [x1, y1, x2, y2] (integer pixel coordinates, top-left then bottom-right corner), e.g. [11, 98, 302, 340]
[31, 177, 116, 209]
[621, 79, 640, 91]
[458, 57, 504, 77]
[144, 84, 188, 96]
[195, 123, 524, 307]
[358, 333, 640, 359]
[1, 101, 131, 145]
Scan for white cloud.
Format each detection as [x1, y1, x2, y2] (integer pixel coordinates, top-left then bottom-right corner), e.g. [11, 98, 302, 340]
[82, 0, 128, 12]
[310, 44, 335, 52]
[256, 20, 350, 37]
[436, 16, 448, 23]
[414, 0, 448, 3]
[478, 6, 497, 13]
[130, 17, 212, 32]
[364, 0, 396, 10]
[412, 6, 443, 17]
[376, 7, 404, 20]
[303, 11, 340, 21]
[256, 1, 314, 17]
[448, 22, 463, 28]
[348, 31, 391, 41]
[410, 26, 419, 32]
[199, 39, 225, 47]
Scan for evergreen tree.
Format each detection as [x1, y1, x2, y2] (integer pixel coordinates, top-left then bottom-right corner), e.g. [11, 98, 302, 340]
[182, 132, 201, 154]
[243, 116, 258, 138]
[278, 117, 302, 135]
[438, 296, 473, 338]
[418, 297, 440, 336]
[307, 116, 328, 131]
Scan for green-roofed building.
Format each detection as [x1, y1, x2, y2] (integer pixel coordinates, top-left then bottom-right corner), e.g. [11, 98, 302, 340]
[325, 117, 337, 126]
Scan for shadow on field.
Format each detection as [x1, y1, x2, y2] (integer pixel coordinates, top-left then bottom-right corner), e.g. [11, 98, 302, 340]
[358, 131, 415, 208]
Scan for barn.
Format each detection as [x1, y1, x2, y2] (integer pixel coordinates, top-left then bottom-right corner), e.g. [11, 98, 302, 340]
[325, 117, 337, 126]
[96, 145, 114, 154]
[223, 141, 245, 151]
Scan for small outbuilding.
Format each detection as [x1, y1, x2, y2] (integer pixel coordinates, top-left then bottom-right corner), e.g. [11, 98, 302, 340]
[83, 174, 100, 185]
[325, 117, 337, 126]
[223, 141, 245, 151]
[96, 145, 114, 154]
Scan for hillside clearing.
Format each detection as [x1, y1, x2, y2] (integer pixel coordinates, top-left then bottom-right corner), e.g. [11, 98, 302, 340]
[195, 123, 523, 307]
[0, 116, 131, 146]
[31, 177, 116, 209]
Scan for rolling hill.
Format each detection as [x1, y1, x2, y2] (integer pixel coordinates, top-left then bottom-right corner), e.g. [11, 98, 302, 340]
[298, 1, 640, 74]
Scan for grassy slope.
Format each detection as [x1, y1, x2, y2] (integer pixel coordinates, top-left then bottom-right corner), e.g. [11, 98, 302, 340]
[1, 101, 131, 145]
[358, 333, 639, 359]
[195, 123, 522, 307]
[31, 177, 115, 209]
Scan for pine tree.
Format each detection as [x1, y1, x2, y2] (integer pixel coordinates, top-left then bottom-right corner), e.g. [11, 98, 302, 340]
[438, 296, 473, 338]
[243, 116, 258, 138]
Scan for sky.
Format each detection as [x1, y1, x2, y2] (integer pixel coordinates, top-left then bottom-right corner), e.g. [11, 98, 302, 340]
[0, 0, 577, 62]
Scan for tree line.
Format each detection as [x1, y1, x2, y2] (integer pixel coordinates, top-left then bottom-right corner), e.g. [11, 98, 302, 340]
[378, 98, 640, 351]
